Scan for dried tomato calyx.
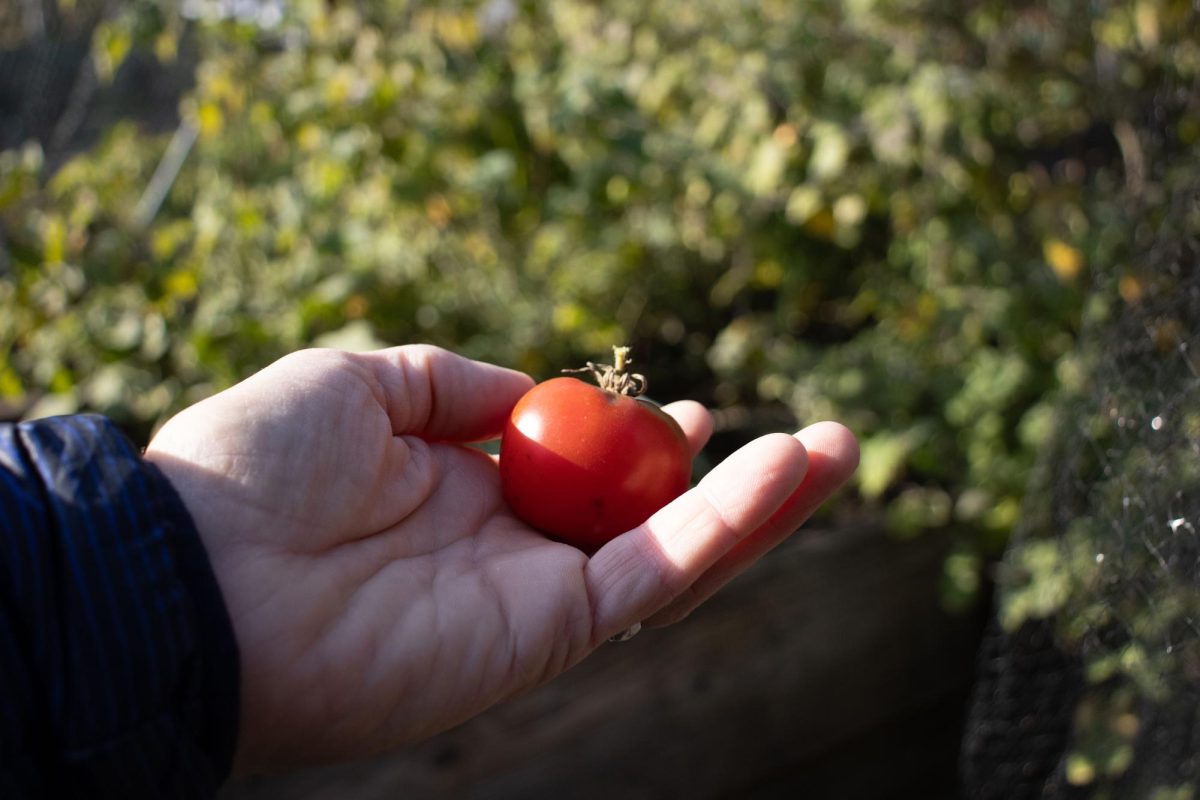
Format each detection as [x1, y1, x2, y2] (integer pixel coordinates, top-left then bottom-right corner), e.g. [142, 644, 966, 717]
[562, 345, 648, 397]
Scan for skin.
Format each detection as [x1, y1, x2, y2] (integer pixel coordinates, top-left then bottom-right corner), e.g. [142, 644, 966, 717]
[144, 345, 859, 774]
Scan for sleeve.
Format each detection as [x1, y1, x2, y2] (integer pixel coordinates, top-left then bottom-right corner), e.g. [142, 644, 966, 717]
[0, 414, 240, 799]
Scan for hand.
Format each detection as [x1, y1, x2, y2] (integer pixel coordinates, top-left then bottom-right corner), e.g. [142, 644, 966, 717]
[145, 346, 858, 772]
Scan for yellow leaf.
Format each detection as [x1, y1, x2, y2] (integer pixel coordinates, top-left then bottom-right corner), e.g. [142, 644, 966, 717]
[606, 176, 630, 203]
[0, 365, 23, 399]
[1044, 238, 1083, 281]
[42, 215, 66, 264]
[324, 68, 355, 106]
[1119, 274, 1144, 304]
[436, 11, 480, 51]
[93, 24, 132, 83]
[151, 222, 190, 261]
[198, 103, 224, 139]
[164, 269, 198, 300]
[1136, 0, 1160, 49]
[752, 259, 784, 289]
[154, 31, 178, 63]
[803, 208, 836, 241]
[1066, 755, 1096, 786]
[296, 123, 323, 152]
[553, 303, 585, 333]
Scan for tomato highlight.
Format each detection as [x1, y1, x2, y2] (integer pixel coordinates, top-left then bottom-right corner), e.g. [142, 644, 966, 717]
[499, 351, 692, 553]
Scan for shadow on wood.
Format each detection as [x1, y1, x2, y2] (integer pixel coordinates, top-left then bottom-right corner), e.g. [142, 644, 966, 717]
[222, 522, 984, 799]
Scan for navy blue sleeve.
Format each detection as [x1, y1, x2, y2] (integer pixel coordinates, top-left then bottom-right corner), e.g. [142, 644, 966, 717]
[0, 414, 239, 798]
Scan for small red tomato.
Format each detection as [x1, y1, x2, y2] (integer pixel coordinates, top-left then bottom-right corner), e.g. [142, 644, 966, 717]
[500, 371, 692, 553]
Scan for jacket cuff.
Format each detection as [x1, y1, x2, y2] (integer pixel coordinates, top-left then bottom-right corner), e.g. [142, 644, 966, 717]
[143, 440, 242, 784]
[4, 414, 239, 797]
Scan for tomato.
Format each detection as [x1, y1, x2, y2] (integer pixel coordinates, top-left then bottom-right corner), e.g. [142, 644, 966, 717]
[499, 376, 692, 552]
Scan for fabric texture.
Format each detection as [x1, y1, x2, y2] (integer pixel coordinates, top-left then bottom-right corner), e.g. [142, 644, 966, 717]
[0, 414, 239, 798]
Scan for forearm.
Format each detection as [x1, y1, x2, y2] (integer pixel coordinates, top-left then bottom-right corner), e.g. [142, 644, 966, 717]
[0, 415, 239, 798]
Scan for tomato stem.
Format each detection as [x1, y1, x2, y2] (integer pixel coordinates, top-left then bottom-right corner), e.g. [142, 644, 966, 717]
[563, 345, 648, 396]
[613, 346, 630, 373]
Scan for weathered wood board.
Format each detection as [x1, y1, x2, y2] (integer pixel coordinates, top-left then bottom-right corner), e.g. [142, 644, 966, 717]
[221, 522, 984, 799]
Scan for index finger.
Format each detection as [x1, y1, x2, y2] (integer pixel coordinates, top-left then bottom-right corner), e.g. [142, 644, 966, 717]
[644, 420, 859, 627]
[583, 432, 809, 645]
[659, 400, 713, 458]
[359, 345, 535, 442]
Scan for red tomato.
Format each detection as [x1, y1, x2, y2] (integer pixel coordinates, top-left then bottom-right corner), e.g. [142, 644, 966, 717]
[499, 376, 692, 552]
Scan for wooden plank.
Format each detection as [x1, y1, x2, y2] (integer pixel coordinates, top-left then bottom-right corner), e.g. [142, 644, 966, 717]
[222, 522, 984, 799]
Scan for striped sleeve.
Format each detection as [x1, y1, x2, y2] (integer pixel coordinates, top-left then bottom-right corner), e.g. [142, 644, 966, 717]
[0, 414, 239, 798]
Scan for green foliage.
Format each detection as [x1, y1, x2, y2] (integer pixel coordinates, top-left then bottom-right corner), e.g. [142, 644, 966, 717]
[1, 0, 1195, 555]
[5, 3, 1199, 786]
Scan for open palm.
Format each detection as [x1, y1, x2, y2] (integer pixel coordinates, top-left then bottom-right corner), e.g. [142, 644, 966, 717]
[145, 346, 858, 773]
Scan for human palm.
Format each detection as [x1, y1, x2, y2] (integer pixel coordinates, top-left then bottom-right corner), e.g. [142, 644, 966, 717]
[145, 346, 858, 773]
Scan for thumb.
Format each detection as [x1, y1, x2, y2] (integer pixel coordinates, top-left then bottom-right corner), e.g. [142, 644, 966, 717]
[359, 345, 534, 441]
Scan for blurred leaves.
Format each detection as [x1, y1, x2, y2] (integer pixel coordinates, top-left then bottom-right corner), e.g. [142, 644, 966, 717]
[0, 0, 1195, 564]
[4, 3, 1198, 785]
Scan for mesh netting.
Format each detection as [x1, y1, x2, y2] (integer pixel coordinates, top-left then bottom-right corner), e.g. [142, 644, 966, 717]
[963, 132, 1200, 797]
[0, 1, 193, 168]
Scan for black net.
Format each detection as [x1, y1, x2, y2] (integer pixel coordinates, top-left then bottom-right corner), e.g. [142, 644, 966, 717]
[963, 87, 1200, 797]
[0, 0, 192, 169]
[1, 1, 105, 152]
[962, 618, 1084, 798]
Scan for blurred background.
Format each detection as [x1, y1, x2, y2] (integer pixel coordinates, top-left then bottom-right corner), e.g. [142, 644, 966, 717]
[2, 1, 1198, 797]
